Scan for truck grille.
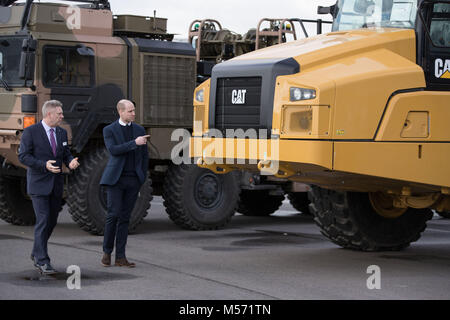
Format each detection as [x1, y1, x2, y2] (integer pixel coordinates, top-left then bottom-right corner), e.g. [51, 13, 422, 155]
[215, 77, 262, 133]
[143, 54, 196, 127]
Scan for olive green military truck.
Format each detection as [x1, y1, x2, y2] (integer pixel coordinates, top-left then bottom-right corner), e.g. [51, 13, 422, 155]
[0, 0, 247, 234]
[189, 18, 315, 64]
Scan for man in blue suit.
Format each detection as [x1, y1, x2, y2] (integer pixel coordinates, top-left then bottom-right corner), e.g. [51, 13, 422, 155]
[100, 99, 149, 268]
[19, 100, 80, 274]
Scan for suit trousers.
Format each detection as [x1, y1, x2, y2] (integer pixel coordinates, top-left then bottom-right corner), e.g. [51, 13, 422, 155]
[103, 175, 141, 259]
[31, 185, 62, 265]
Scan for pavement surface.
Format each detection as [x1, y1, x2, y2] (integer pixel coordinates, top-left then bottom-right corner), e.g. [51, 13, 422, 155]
[0, 196, 449, 300]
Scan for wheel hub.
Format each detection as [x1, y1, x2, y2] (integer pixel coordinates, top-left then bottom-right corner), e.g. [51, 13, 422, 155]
[369, 192, 407, 219]
[195, 173, 221, 208]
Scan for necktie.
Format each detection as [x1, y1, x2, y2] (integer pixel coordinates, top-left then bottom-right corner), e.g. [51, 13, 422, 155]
[50, 128, 57, 157]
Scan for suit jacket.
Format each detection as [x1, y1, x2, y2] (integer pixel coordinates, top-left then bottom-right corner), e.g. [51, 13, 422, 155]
[18, 122, 74, 196]
[100, 120, 149, 186]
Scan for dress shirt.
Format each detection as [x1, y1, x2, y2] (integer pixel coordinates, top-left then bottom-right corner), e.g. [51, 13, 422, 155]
[41, 120, 57, 146]
[119, 119, 132, 126]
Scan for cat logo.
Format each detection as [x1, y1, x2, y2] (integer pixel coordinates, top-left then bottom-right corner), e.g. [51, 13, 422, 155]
[231, 89, 247, 105]
[435, 58, 450, 79]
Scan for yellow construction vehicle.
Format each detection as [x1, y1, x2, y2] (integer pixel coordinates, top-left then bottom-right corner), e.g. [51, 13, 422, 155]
[191, 0, 450, 251]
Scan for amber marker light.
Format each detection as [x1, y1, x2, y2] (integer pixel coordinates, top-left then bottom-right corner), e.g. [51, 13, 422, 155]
[23, 116, 36, 128]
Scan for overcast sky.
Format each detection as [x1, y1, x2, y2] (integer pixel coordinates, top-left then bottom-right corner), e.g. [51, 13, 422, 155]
[27, 0, 337, 40]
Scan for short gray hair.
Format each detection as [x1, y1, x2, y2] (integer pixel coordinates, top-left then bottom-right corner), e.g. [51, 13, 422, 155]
[42, 100, 63, 117]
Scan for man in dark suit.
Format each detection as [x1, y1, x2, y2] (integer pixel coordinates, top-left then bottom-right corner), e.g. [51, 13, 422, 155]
[100, 99, 149, 268]
[19, 100, 80, 274]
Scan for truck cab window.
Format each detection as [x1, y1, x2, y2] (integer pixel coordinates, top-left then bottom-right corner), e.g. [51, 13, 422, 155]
[0, 37, 29, 86]
[44, 46, 94, 87]
[430, 3, 450, 47]
[333, 0, 417, 31]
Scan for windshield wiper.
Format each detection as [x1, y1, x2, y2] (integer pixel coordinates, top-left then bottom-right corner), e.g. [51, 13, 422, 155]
[0, 65, 12, 91]
[0, 78, 12, 91]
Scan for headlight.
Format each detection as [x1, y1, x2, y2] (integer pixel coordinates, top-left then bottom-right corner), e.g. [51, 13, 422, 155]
[290, 87, 316, 101]
[195, 89, 204, 103]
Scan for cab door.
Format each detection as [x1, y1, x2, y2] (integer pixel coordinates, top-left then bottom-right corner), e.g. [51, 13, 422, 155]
[39, 42, 125, 152]
[419, 1, 450, 90]
[40, 43, 98, 148]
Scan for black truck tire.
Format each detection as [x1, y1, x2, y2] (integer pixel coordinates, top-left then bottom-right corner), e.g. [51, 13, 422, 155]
[237, 190, 285, 216]
[287, 192, 311, 215]
[308, 186, 433, 251]
[162, 164, 240, 230]
[67, 146, 152, 236]
[0, 175, 35, 226]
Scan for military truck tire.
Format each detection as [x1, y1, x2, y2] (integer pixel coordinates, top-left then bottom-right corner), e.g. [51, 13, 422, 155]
[237, 190, 285, 216]
[0, 175, 35, 226]
[67, 146, 152, 236]
[309, 186, 433, 251]
[287, 192, 311, 215]
[437, 211, 450, 219]
[162, 164, 240, 230]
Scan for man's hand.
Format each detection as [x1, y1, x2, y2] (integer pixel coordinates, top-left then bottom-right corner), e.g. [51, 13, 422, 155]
[46, 160, 61, 174]
[135, 135, 150, 146]
[69, 157, 80, 170]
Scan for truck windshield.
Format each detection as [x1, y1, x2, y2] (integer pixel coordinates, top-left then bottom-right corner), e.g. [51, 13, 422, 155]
[332, 0, 418, 31]
[0, 36, 30, 86]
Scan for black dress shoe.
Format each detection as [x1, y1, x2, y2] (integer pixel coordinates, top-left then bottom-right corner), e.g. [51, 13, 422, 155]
[101, 253, 111, 267]
[115, 258, 136, 268]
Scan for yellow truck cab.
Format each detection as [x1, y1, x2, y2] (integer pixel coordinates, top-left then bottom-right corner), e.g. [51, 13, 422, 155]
[192, 0, 450, 251]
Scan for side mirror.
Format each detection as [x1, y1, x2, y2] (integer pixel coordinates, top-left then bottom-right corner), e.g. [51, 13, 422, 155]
[353, 0, 375, 15]
[318, 4, 338, 18]
[19, 52, 34, 80]
[21, 38, 36, 51]
[317, 5, 337, 18]
[19, 38, 36, 80]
